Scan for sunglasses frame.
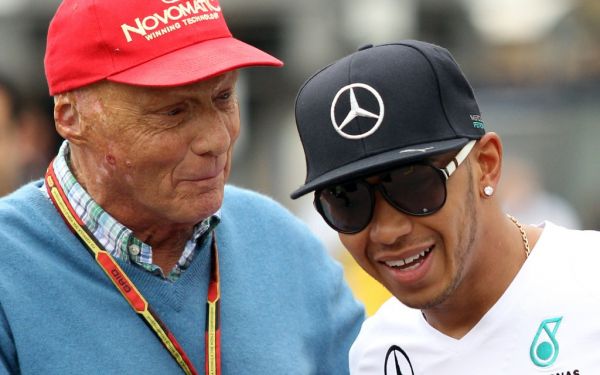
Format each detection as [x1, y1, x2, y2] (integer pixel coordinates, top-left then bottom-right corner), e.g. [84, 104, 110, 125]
[314, 140, 477, 233]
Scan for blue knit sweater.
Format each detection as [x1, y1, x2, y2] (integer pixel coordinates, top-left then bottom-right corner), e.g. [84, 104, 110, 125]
[0, 181, 364, 374]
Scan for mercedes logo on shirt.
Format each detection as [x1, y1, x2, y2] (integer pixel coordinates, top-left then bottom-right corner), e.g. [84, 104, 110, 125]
[330, 83, 384, 140]
[384, 345, 415, 375]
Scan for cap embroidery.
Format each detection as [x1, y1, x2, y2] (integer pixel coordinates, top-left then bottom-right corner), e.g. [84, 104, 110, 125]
[399, 147, 434, 154]
[330, 83, 384, 140]
[121, 0, 222, 43]
[470, 114, 485, 129]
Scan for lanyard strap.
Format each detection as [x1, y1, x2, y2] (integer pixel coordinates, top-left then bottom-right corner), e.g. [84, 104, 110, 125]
[206, 227, 221, 375]
[45, 163, 221, 375]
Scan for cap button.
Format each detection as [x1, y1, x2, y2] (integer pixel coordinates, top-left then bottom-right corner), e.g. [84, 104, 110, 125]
[357, 43, 374, 51]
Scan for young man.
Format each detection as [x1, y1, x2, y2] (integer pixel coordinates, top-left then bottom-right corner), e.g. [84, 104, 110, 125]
[291, 41, 600, 374]
[0, 1, 364, 374]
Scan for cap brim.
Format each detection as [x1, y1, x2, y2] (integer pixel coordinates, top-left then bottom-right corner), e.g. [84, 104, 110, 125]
[291, 138, 470, 199]
[107, 37, 283, 87]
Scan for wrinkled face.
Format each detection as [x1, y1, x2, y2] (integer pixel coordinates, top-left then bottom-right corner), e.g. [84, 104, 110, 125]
[338, 154, 479, 310]
[73, 72, 240, 227]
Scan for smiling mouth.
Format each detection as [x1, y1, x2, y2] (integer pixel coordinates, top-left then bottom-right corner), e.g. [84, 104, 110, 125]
[185, 168, 225, 182]
[383, 246, 434, 271]
[187, 174, 220, 182]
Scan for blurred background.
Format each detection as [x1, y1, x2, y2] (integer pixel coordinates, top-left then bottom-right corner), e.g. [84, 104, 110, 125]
[1, 0, 599, 314]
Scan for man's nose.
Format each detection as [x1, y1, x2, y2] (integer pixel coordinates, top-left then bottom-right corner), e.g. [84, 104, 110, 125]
[190, 109, 231, 157]
[368, 191, 413, 246]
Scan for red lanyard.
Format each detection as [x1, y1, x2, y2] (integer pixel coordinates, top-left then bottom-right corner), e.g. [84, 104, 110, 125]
[45, 162, 221, 375]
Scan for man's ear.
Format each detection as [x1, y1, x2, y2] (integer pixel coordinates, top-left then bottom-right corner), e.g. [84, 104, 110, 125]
[473, 132, 503, 195]
[54, 93, 85, 145]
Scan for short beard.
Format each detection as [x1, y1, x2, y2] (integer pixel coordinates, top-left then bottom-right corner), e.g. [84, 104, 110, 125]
[416, 161, 478, 310]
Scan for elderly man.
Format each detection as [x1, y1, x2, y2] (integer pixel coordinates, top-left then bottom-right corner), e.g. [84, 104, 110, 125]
[291, 41, 600, 374]
[0, 1, 364, 374]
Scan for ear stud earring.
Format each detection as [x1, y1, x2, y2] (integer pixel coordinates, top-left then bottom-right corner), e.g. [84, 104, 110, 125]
[483, 186, 494, 197]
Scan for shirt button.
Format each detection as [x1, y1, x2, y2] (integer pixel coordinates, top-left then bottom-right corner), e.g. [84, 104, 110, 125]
[129, 244, 141, 256]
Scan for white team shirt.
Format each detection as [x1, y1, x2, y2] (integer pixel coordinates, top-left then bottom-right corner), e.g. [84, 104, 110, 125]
[350, 222, 600, 374]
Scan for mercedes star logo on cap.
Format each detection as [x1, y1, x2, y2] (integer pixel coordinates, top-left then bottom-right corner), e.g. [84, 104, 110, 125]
[330, 83, 384, 140]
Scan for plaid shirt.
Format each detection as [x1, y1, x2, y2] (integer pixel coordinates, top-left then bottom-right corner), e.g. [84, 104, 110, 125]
[43, 141, 219, 281]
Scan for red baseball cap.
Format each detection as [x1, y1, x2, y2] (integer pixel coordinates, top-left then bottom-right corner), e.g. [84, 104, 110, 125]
[44, 0, 283, 95]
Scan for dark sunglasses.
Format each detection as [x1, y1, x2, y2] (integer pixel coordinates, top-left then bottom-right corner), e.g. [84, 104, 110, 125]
[314, 141, 476, 233]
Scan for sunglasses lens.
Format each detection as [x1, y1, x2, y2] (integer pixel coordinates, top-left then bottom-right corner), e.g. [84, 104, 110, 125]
[317, 181, 373, 233]
[316, 164, 448, 232]
[381, 165, 446, 215]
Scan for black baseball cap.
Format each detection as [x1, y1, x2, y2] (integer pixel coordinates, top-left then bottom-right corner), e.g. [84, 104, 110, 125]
[290, 40, 485, 199]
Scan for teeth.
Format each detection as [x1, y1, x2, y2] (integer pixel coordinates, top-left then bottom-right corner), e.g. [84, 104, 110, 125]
[403, 262, 420, 271]
[386, 259, 405, 267]
[385, 247, 432, 268]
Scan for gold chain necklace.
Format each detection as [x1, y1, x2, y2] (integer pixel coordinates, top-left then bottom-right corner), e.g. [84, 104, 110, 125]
[507, 214, 531, 258]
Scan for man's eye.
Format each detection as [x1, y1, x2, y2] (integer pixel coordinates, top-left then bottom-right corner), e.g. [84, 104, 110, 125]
[165, 107, 184, 116]
[332, 186, 346, 197]
[215, 89, 236, 104]
[380, 173, 392, 183]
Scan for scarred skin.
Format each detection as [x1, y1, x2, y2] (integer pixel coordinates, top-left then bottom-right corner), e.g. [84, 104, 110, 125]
[53, 71, 240, 272]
